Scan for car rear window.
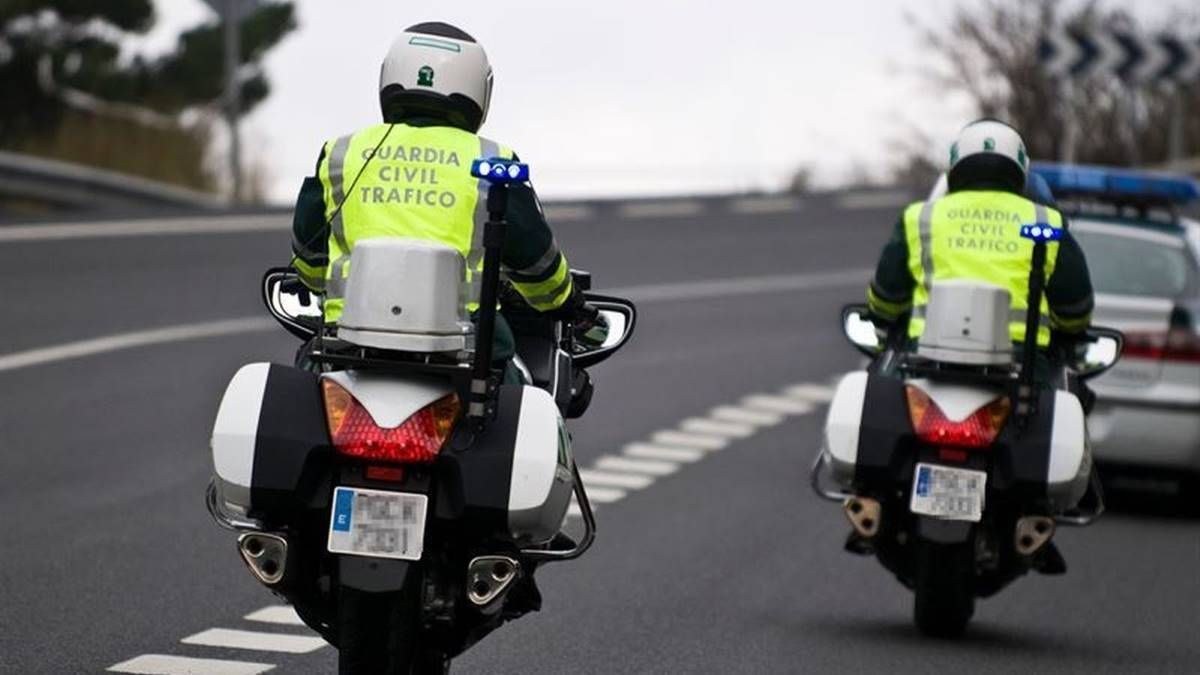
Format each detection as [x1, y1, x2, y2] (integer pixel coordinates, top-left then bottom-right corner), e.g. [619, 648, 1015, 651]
[1071, 221, 1194, 298]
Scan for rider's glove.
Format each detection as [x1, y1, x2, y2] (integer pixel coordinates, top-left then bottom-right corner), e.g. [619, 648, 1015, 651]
[572, 304, 609, 351]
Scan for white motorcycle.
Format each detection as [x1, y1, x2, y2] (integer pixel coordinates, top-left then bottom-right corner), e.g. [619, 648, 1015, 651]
[206, 159, 636, 673]
[811, 233, 1123, 637]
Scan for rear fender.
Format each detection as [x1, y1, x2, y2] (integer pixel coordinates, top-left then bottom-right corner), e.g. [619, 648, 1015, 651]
[915, 516, 974, 544]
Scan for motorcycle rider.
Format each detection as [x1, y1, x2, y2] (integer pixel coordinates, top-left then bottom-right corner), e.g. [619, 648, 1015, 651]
[866, 119, 1094, 374]
[288, 21, 605, 377]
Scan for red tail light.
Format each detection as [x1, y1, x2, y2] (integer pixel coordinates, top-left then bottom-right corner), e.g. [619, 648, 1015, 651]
[322, 380, 459, 464]
[905, 386, 1011, 449]
[1123, 309, 1200, 363]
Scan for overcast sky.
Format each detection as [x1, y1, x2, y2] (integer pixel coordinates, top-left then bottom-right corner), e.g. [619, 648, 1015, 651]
[142, 0, 1181, 203]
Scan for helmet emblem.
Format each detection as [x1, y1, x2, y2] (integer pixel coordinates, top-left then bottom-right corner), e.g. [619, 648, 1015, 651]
[984, 137, 996, 151]
[417, 65, 435, 87]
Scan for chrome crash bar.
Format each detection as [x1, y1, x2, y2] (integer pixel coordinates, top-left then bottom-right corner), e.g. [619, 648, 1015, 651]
[521, 459, 596, 563]
[206, 480, 268, 532]
[809, 450, 853, 503]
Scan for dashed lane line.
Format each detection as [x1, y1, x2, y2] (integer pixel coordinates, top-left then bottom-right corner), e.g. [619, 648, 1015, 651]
[617, 200, 705, 219]
[622, 443, 707, 462]
[180, 628, 327, 654]
[577, 469, 656, 490]
[107, 654, 275, 675]
[741, 394, 815, 416]
[728, 196, 802, 214]
[243, 606, 305, 626]
[651, 430, 729, 450]
[594, 455, 680, 476]
[679, 417, 757, 438]
[571, 380, 836, 519]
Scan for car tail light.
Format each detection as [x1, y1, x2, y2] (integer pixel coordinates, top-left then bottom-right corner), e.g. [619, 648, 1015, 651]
[321, 380, 459, 464]
[905, 386, 1010, 449]
[1122, 307, 1200, 364]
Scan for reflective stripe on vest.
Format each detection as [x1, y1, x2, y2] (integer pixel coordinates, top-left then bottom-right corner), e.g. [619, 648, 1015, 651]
[904, 191, 1063, 347]
[317, 123, 512, 323]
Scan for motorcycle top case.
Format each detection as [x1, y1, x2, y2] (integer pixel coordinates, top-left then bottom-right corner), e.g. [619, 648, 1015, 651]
[437, 384, 575, 546]
[822, 371, 1090, 510]
[211, 363, 332, 520]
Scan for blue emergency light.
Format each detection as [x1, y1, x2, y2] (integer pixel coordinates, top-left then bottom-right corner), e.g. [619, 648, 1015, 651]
[1020, 224, 1063, 242]
[470, 158, 530, 183]
[1031, 162, 1199, 205]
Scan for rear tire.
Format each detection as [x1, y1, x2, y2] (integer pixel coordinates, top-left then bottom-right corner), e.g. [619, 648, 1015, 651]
[913, 540, 975, 638]
[337, 576, 425, 675]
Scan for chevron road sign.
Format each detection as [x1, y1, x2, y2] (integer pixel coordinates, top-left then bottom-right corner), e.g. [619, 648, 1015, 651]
[1040, 28, 1200, 83]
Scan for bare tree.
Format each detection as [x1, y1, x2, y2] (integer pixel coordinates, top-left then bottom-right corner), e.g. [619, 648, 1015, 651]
[902, 0, 1200, 174]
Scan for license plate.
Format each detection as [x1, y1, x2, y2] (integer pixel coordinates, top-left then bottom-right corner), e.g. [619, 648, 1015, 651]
[910, 463, 987, 522]
[327, 487, 428, 560]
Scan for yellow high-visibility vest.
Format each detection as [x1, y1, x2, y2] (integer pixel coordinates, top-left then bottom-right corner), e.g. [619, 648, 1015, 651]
[316, 123, 512, 323]
[902, 190, 1064, 346]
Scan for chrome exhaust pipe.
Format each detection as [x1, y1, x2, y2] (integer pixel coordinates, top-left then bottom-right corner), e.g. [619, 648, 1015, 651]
[466, 555, 520, 607]
[238, 533, 288, 585]
[1014, 516, 1055, 556]
[843, 496, 881, 538]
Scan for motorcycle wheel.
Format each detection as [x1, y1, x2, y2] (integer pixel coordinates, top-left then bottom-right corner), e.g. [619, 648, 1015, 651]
[337, 571, 448, 675]
[912, 540, 975, 638]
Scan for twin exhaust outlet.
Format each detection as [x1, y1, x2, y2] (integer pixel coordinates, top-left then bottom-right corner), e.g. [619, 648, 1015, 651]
[843, 496, 1056, 557]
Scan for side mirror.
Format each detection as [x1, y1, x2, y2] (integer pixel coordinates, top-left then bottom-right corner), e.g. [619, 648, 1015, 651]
[573, 295, 637, 368]
[262, 267, 322, 340]
[842, 304, 882, 357]
[1072, 327, 1124, 380]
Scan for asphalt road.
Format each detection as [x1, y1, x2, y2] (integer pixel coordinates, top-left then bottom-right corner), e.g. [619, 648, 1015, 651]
[1, 194, 1198, 674]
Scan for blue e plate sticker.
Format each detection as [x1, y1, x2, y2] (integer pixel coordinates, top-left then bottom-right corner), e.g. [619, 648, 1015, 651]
[332, 487, 354, 532]
[915, 465, 932, 497]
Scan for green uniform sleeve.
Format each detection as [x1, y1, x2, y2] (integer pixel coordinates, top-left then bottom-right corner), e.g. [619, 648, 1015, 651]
[291, 149, 330, 292]
[1045, 230, 1094, 334]
[501, 174, 574, 312]
[867, 216, 916, 322]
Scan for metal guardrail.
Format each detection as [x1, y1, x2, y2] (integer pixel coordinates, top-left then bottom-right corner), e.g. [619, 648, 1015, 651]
[0, 150, 221, 212]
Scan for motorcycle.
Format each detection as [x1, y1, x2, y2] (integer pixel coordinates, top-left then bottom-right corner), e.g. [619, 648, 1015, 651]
[205, 158, 636, 673]
[811, 243, 1123, 637]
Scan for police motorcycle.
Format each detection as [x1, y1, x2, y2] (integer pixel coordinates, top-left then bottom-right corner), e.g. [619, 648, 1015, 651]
[205, 158, 636, 673]
[810, 223, 1123, 638]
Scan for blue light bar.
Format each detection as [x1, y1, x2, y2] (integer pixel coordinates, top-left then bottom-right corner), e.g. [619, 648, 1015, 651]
[470, 158, 530, 184]
[1020, 224, 1063, 242]
[1031, 162, 1199, 205]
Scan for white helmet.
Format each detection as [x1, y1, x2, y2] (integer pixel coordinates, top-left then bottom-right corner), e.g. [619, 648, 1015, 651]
[379, 22, 493, 132]
[947, 119, 1029, 193]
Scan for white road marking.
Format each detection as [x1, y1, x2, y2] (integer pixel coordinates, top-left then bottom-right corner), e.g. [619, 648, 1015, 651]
[583, 485, 628, 503]
[783, 383, 836, 403]
[623, 443, 707, 462]
[579, 469, 656, 490]
[742, 394, 815, 415]
[107, 654, 275, 675]
[836, 190, 913, 210]
[608, 268, 870, 304]
[180, 629, 326, 654]
[709, 405, 784, 426]
[567, 502, 583, 518]
[0, 270, 865, 373]
[618, 200, 704, 219]
[728, 196, 802, 214]
[243, 606, 305, 626]
[543, 204, 595, 222]
[679, 417, 757, 438]
[0, 215, 286, 242]
[594, 455, 679, 476]
[0, 318, 275, 373]
[651, 430, 728, 450]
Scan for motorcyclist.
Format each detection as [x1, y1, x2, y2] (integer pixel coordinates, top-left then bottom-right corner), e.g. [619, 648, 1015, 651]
[287, 21, 605, 378]
[866, 119, 1094, 375]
